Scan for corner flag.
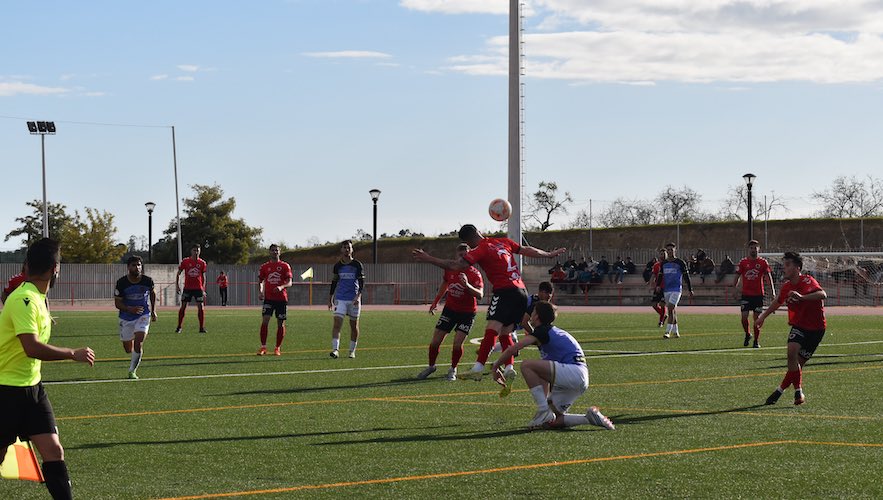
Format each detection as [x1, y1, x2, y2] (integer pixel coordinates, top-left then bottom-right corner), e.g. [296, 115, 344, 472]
[1, 439, 44, 482]
[300, 267, 314, 280]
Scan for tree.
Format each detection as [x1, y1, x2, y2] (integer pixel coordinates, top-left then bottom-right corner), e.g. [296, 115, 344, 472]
[656, 186, 703, 223]
[63, 208, 127, 263]
[4, 200, 75, 248]
[352, 229, 373, 241]
[153, 184, 263, 264]
[568, 209, 592, 229]
[718, 186, 789, 221]
[813, 175, 883, 218]
[527, 181, 573, 231]
[598, 198, 660, 227]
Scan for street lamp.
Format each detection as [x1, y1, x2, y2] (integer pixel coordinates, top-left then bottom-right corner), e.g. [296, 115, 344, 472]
[369, 189, 381, 265]
[145, 202, 156, 263]
[27, 121, 56, 238]
[743, 173, 756, 242]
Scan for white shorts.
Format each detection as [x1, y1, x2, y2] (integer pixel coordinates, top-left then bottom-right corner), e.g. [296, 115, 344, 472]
[119, 316, 151, 342]
[663, 291, 682, 306]
[548, 361, 589, 414]
[333, 299, 361, 319]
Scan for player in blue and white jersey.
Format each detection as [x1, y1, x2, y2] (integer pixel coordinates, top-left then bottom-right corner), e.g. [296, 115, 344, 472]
[328, 240, 365, 359]
[492, 301, 614, 431]
[113, 256, 157, 379]
[655, 242, 693, 339]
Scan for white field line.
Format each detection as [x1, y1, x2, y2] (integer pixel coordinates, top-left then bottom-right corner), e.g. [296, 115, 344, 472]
[44, 340, 883, 387]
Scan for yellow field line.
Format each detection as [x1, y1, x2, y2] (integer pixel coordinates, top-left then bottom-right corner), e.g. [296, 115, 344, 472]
[154, 440, 883, 500]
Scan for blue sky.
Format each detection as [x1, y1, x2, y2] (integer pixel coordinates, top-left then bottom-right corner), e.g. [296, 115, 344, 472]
[3, 0, 883, 251]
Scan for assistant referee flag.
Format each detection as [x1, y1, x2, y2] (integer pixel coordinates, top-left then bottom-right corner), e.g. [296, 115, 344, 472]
[300, 267, 314, 280]
[1, 438, 44, 482]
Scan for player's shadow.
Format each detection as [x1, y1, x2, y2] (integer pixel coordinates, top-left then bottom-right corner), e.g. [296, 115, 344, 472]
[764, 354, 883, 369]
[223, 377, 425, 396]
[313, 427, 535, 446]
[151, 359, 261, 368]
[67, 424, 459, 450]
[609, 404, 767, 426]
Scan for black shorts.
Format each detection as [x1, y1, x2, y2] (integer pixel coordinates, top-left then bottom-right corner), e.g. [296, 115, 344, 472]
[788, 326, 826, 360]
[0, 383, 57, 450]
[651, 291, 664, 303]
[262, 300, 287, 320]
[740, 295, 765, 313]
[181, 289, 205, 303]
[486, 287, 529, 327]
[435, 308, 476, 335]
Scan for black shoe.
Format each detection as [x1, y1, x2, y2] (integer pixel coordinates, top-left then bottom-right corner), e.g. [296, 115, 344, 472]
[794, 391, 806, 405]
[743, 334, 751, 347]
[765, 390, 782, 405]
[199, 328, 207, 334]
[753, 341, 760, 348]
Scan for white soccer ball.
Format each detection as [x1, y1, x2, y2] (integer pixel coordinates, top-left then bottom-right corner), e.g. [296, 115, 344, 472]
[488, 198, 512, 222]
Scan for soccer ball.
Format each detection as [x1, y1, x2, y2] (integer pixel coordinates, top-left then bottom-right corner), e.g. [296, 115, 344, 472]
[488, 198, 512, 222]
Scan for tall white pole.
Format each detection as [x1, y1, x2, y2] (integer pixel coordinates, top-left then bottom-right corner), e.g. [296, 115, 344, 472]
[172, 126, 183, 263]
[41, 134, 48, 238]
[508, 0, 522, 261]
[589, 199, 593, 257]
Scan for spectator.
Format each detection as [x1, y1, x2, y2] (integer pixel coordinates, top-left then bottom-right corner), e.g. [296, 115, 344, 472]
[624, 257, 636, 276]
[698, 256, 715, 283]
[596, 256, 610, 280]
[643, 257, 657, 283]
[550, 264, 567, 291]
[609, 257, 626, 284]
[715, 255, 736, 283]
[696, 248, 707, 262]
[688, 254, 699, 275]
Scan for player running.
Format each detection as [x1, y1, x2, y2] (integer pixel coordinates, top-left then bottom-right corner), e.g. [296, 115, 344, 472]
[328, 240, 365, 359]
[113, 256, 157, 379]
[655, 242, 693, 339]
[733, 240, 776, 348]
[412, 224, 566, 387]
[257, 244, 293, 356]
[492, 301, 614, 431]
[175, 244, 207, 334]
[417, 244, 484, 381]
[756, 252, 827, 406]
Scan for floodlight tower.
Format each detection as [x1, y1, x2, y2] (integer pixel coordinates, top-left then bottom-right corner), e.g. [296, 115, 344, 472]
[26, 121, 56, 238]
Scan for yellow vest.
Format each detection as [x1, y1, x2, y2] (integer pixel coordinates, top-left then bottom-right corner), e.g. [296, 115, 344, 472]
[0, 282, 51, 386]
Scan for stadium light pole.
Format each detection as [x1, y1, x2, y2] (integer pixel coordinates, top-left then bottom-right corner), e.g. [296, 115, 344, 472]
[369, 189, 381, 265]
[743, 173, 756, 242]
[145, 202, 156, 263]
[27, 121, 56, 238]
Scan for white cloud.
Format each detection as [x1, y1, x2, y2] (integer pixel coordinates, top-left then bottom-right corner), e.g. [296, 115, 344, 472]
[177, 64, 200, 72]
[376, 62, 401, 67]
[436, 0, 883, 83]
[0, 81, 69, 97]
[176, 76, 195, 82]
[302, 50, 393, 59]
[150, 74, 169, 80]
[400, 0, 509, 15]
[83, 91, 106, 97]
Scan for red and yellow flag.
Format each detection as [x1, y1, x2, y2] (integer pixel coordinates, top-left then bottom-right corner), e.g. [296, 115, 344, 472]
[1, 438, 44, 482]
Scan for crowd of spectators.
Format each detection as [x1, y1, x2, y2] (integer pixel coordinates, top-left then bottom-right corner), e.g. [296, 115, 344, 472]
[549, 255, 639, 293]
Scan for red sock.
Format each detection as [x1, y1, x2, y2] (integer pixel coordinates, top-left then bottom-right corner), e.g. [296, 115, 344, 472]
[793, 367, 802, 390]
[451, 345, 463, 368]
[428, 344, 440, 366]
[475, 329, 498, 364]
[741, 317, 750, 335]
[197, 309, 205, 329]
[499, 332, 515, 366]
[779, 370, 798, 390]
[275, 324, 285, 348]
[652, 304, 663, 318]
[177, 307, 185, 328]
[259, 324, 268, 345]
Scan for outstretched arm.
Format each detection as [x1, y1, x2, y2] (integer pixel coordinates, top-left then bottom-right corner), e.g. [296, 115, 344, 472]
[519, 246, 567, 259]
[412, 249, 471, 271]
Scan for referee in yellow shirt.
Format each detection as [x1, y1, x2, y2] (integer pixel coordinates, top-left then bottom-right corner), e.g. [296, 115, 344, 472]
[0, 238, 94, 500]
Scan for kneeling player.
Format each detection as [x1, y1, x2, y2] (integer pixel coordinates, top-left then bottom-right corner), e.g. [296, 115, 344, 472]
[114, 256, 157, 379]
[756, 252, 827, 406]
[492, 301, 614, 431]
[417, 244, 483, 381]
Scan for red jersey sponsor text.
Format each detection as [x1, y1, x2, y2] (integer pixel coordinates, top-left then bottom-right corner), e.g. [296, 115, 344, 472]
[259, 261, 293, 302]
[179, 258, 207, 290]
[442, 267, 483, 313]
[778, 274, 826, 331]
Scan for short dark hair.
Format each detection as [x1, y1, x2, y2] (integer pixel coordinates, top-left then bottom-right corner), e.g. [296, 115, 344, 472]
[534, 301, 557, 324]
[665, 242, 676, 248]
[269, 243, 279, 251]
[127, 255, 142, 265]
[748, 240, 759, 246]
[538, 281, 553, 293]
[340, 239, 353, 247]
[457, 224, 478, 241]
[26, 238, 60, 277]
[191, 244, 201, 250]
[456, 243, 469, 252]
[783, 251, 803, 270]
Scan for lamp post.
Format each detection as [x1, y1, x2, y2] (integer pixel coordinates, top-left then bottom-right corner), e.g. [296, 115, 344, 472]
[145, 202, 156, 263]
[26, 121, 56, 238]
[369, 189, 381, 265]
[743, 173, 756, 242]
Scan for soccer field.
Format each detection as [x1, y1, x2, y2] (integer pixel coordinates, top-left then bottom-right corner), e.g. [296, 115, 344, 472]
[3, 308, 882, 499]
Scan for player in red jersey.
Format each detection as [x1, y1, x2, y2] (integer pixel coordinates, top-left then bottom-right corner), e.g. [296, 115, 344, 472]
[1, 263, 26, 303]
[256, 244, 293, 356]
[175, 244, 208, 333]
[733, 240, 776, 348]
[417, 244, 484, 381]
[756, 252, 827, 406]
[648, 249, 666, 327]
[413, 224, 566, 387]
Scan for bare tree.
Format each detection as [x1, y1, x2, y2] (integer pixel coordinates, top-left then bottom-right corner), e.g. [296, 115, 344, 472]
[656, 186, 704, 223]
[813, 175, 883, 218]
[568, 209, 592, 229]
[719, 186, 789, 221]
[598, 198, 659, 227]
[527, 181, 573, 231]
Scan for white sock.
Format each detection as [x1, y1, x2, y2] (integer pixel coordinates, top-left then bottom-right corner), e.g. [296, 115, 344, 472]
[673, 324, 679, 334]
[666, 324, 673, 333]
[332, 338, 340, 350]
[129, 351, 142, 372]
[505, 363, 515, 371]
[560, 413, 590, 427]
[529, 385, 549, 411]
[471, 361, 484, 372]
[510, 332, 519, 344]
[349, 340, 357, 352]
